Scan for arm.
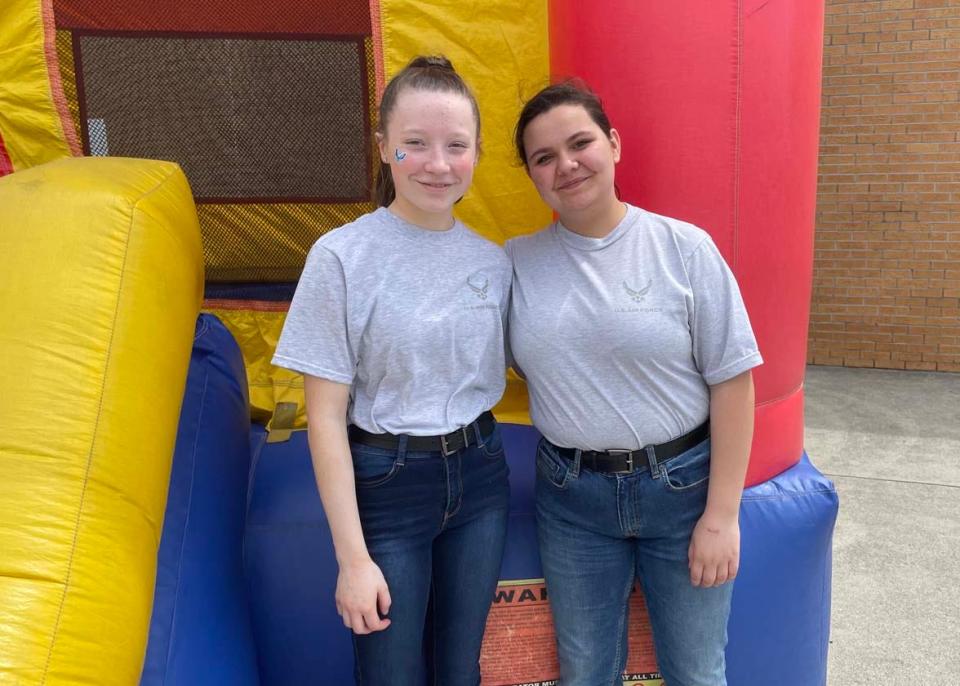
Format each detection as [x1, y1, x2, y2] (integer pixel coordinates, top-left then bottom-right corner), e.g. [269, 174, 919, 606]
[688, 370, 755, 587]
[304, 375, 391, 633]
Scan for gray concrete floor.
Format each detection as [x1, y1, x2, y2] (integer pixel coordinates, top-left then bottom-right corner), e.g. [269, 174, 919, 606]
[803, 365, 960, 686]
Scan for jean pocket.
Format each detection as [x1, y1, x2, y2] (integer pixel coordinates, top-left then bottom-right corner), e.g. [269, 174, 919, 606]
[478, 422, 505, 459]
[350, 443, 403, 488]
[659, 439, 711, 492]
[535, 439, 570, 489]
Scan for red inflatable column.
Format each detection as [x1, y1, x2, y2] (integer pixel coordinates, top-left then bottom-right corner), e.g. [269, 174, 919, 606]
[549, 0, 824, 485]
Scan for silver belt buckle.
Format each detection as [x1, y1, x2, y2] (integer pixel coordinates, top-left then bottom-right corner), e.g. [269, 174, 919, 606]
[440, 426, 470, 457]
[607, 449, 635, 474]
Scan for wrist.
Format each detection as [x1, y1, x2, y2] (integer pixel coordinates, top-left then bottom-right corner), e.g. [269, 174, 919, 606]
[336, 548, 372, 568]
[700, 504, 739, 526]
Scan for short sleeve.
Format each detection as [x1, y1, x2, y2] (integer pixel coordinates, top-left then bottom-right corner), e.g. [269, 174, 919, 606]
[272, 243, 355, 384]
[687, 236, 763, 385]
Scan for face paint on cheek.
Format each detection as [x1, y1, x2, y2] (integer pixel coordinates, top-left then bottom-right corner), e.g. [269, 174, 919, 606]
[394, 148, 407, 162]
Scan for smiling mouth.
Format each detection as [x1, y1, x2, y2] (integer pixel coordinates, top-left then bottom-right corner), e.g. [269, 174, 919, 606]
[556, 176, 589, 191]
[418, 181, 455, 190]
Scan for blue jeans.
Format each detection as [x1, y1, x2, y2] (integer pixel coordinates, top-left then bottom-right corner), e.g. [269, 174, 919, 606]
[536, 436, 732, 686]
[350, 421, 510, 686]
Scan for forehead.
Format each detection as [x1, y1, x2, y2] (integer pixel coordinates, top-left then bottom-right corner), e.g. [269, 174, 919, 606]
[523, 104, 599, 146]
[388, 88, 476, 133]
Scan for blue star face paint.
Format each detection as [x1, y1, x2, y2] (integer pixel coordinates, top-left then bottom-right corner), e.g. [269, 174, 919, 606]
[394, 148, 407, 162]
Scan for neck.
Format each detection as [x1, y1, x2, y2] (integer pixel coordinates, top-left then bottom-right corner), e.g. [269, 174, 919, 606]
[559, 198, 627, 238]
[388, 198, 455, 231]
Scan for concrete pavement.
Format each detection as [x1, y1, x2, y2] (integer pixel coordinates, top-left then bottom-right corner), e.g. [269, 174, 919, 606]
[803, 365, 960, 686]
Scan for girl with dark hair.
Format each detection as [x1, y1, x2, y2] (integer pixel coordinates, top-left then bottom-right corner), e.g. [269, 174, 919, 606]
[506, 81, 762, 686]
[273, 56, 510, 685]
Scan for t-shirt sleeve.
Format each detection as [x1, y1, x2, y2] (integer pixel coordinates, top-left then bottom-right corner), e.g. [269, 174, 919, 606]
[687, 236, 763, 385]
[271, 243, 355, 384]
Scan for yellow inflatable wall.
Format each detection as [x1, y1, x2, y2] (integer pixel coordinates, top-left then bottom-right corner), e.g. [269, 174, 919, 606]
[0, 0, 80, 172]
[0, 157, 202, 684]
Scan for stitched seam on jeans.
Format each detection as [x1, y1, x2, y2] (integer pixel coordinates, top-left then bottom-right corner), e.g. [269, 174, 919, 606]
[616, 478, 626, 535]
[431, 580, 441, 681]
[611, 574, 634, 684]
[352, 633, 363, 684]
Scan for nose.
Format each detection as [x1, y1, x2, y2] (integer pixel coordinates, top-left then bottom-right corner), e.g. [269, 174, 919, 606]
[558, 153, 579, 174]
[423, 146, 451, 173]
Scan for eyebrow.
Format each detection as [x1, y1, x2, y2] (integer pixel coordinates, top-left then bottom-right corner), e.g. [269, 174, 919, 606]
[398, 126, 472, 137]
[527, 130, 592, 160]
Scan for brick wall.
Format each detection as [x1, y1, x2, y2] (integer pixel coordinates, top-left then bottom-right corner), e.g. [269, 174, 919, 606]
[810, 0, 960, 372]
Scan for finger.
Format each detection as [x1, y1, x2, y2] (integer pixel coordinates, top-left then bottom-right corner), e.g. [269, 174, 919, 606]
[350, 611, 370, 635]
[727, 559, 739, 582]
[362, 608, 390, 632]
[700, 565, 718, 588]
[378, 585, 392, 617]
[689, 559, 704, 587]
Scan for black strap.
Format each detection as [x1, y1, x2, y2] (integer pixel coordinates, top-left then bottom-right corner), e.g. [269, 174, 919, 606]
[555, 421, 710, 474]
[348, 411, 496, 456]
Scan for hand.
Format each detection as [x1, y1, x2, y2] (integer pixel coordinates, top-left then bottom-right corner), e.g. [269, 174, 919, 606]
[335, 556, 392, 634]
[688, 513, 740, 588]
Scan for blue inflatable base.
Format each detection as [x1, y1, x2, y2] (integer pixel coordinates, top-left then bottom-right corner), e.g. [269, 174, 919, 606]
[141, 315, 260, 686]
[243, 423, 837, 686]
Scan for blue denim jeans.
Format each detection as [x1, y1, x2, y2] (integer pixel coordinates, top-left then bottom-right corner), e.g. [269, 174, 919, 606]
[350, 421, 510, 686]
[536, 436, 732, 686]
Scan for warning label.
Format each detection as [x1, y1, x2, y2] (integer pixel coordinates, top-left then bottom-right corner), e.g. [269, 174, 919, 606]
[479, 579, 664, 686]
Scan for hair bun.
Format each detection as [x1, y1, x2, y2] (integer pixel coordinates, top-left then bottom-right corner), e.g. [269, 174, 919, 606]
[408, 55, 455, 72]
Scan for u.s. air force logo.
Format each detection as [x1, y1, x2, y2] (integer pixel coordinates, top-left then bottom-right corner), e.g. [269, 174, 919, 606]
[467, 273, 489, 300]
[616, 278, 662, 313]
[622, 279, 652, 302]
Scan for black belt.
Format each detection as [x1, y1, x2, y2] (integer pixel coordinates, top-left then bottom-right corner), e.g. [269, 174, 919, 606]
[553, 422, 710, 475]
[348, 411, 496, 457]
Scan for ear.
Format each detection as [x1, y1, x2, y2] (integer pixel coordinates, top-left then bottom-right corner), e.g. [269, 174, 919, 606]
[375, 132, 388, 163]
[609, 128, 622, 164]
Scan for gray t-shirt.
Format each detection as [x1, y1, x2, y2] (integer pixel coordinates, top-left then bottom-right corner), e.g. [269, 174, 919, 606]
[506, 204, 762, 451]
[273, 207, 511, 435]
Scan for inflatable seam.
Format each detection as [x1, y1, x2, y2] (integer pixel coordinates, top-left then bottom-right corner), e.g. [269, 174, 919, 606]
[40, 185, 139, 685]
[369, 0, 385, 98]
[40, 0, 82, 156]
[754, 381, 802, 408]
[740, 487, 836, 502]
[732, 0, 743, 270]
[160, 369, 209, 684]
[243, 429, 269, 558]
[193, 314, 210, 342]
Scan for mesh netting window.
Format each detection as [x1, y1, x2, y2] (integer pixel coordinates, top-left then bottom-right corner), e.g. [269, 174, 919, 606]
[75, 34, 370, 202]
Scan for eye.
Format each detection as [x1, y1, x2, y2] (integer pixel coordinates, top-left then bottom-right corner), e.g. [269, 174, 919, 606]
[404, 139, 425, 147]
[572, 137, 593, 150]
[449, 141, 470, 151]
[532, 153, 553, 166]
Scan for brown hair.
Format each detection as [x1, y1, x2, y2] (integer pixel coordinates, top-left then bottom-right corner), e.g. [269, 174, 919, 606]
[513, 80, 612, 168]
[373, 55, 481, 207]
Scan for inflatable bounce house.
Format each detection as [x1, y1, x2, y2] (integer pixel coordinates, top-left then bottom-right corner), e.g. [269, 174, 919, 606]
[0, 0, 838, 684]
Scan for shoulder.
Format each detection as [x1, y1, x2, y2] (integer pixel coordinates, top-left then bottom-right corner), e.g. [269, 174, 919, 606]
[460, 225, 509, 259]
[313, 208, 388, 256]
[457, 225, 511, 273]
[632, 206, 713, 259]
[504, 223, 555, 262]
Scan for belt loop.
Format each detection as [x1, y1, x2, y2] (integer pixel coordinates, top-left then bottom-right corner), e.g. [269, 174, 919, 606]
[645, 445, 660, 478]
[471, 419, 484, 448]
[397, 435, 408, 466]
[571, 448, 582, 478]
